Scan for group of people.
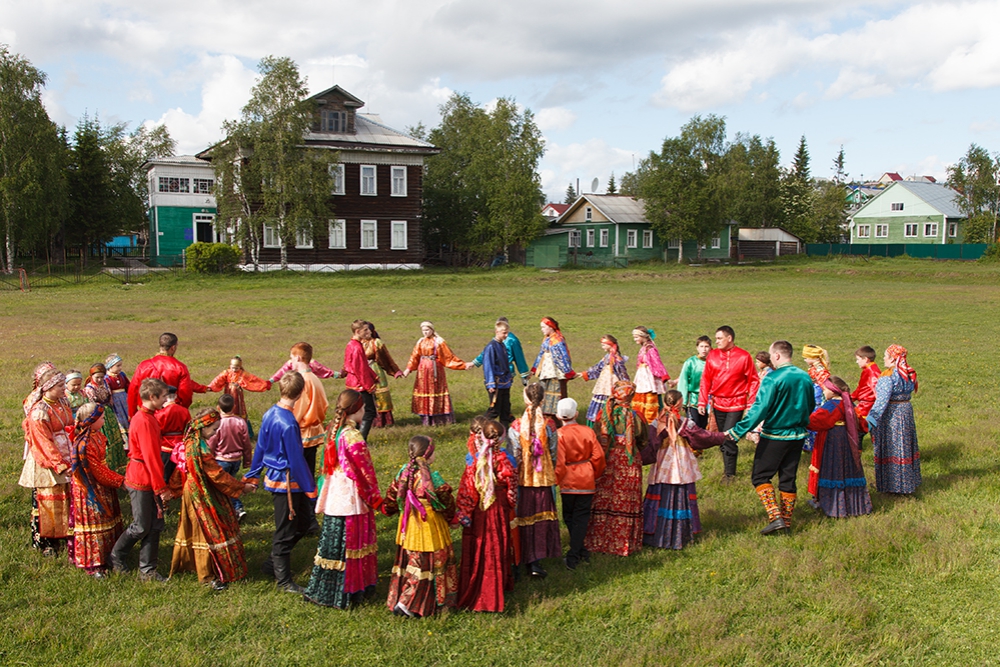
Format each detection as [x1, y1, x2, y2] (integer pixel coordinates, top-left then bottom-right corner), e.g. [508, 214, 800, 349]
[18, 318, 921, 615]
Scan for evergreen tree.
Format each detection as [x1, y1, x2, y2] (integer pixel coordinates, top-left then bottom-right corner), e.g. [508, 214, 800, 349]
[564, 182, 577, 204]
[606, 172, 617, 194]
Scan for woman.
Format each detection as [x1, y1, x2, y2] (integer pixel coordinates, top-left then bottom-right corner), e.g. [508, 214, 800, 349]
[810, 377, 872, 517]
[631, 326, 670, 423]
[362, 321, 403, 427]
[70, 403, 125, 578]
[168, 408, 251, 590]
[867, 345, 921, 494]
[585, 380, 647, 557]
[582, 335, 630, 426]
[802, 345, 831, 493]
[83, 363, 128, 471]
[402, 322, 466, 426]
[305, 390, 385, 608]
[531, 317, 575, 417]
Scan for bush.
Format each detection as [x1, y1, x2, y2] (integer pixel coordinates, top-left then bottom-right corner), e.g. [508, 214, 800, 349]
[186, 242, 241, 274]
[978, 243, 1000, 263]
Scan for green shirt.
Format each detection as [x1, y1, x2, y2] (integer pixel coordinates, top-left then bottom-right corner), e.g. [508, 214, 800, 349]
[678, 355, 706, 406]
[728, 363, 815, 441]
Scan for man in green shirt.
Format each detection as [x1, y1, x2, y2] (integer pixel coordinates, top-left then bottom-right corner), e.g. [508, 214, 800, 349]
[725, 340, 815, 535]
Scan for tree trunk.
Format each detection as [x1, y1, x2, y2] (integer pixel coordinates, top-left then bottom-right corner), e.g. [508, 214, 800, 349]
[4, 228, 12, 275]
[677, 238, 684, 264]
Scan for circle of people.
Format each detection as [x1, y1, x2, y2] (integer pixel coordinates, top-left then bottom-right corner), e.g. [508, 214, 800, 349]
[20, 318, 920, 615]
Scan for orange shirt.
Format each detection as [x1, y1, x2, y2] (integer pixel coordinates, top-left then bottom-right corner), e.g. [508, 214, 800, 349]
[293, 370, 329, 449]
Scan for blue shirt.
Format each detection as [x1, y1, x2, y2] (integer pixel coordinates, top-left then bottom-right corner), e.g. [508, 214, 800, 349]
[244, 404, 317, 495]
[473, 331, 529, 377]
[482, 338, 513, 390]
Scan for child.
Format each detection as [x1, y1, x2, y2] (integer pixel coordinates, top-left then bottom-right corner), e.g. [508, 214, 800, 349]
[802, 344, 831, 504]
[270, 355, 340, 383]
[456, 420, 518, 612]
[244, 371, 316, 593]
[111, 377, 169, 581]
[631, 326, 670, 423]
[287, 342, 329, 479]
[70, 403, 125, 578]
[383, 435, 458, 617]
[340, 321, 379, 440]
[851, 346, 882, 438]
[480, 321, 513, 425]
[84, 363, 128, 472]
[581, 335, 630, 426]
[65, 371, 87, 418]
[304, 389, 385, 609]
[676, 336, 711, 428]
[467, 316, 530, 388]
[643, 391, 702, 550]
[746, 352, 774, 445]
[209, 393, 253, 522]
[104, 354, 131, 436]
[208, 355, 271, 438]
[169, 407, 254, 591]
[157, 385, 191, 485]
[554, 397, 605, 570]
[808, 376, 872, 518]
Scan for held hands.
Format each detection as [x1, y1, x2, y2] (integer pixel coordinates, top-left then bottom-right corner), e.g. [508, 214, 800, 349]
[464, 362, 475, 370]
[243, 483, 257, 494]
[402, 369, 411, 378]
[698, 406, 706, 416]
[159, 489, 174, 502]
[393, 371, 404, 379]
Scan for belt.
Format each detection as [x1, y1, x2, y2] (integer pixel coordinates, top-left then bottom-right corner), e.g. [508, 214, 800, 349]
[565, 460, 589, 467]
[889, 399, 910, 404]
[162, 431, 184, 436]
[112, 389, 126, 394]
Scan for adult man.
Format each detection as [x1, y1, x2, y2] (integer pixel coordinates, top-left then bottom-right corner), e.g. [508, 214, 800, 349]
[697, 326, 759, 483]
[724, 340, 815, 535]
[127, 333, 209, 416]
[341, 321, 378, 440]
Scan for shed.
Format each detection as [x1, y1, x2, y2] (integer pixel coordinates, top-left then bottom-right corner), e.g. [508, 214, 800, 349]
[736, 228, 803, 260]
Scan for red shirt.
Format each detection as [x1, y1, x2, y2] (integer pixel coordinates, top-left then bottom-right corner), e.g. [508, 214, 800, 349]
[698, 346, 760, 413]
[342, 339, 377, 393]
[851, 362, 882, 414]
[125, 407, 166, 493]
[156, 402, 191, 454]
[127, 353, 208, 416]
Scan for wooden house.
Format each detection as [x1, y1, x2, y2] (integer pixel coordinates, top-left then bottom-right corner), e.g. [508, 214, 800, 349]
[848, 181, 966, 244]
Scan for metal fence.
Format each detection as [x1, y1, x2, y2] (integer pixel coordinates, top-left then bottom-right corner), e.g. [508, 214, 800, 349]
[0, 261, 183, 291]
[806, 243, 989, 260]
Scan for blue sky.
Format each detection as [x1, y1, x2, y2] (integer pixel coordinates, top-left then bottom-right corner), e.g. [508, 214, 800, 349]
[3, 0, 998, 202]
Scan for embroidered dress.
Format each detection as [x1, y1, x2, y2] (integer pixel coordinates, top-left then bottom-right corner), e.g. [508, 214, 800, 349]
[384, 466, 457, 617]
[582, 353, 630, 425]
[643, 411, 702, 549]
[363, 337, 402, 427]
[20, 395, 74, 553]
[105, 371, 131, 435]
[67, 390, 88, 419]
[869, 371, 921, 494]
[508, 409, 561, 563]
[533, 331, 574, 415]
[71, 419, 125, 574]
[169, 427, 248, 584]
[305, 423, 383, 608]
[405, 336, 465, 426]
[207, 368, 270, 420]
[809, 398, 872, 517]
[632, 343, 669, 422]
[84, 379, 128, 470]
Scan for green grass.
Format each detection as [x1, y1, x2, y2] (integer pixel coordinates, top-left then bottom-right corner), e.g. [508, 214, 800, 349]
[2, 256, 1000, 666]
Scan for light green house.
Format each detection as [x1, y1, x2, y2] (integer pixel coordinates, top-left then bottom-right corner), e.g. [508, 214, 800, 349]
[849, 181, 966, 244]
[525, 194, 731, 268]
[144, 156, 219, 266]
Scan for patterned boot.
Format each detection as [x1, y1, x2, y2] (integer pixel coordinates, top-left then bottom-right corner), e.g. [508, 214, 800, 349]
[780, 492, 796, 530]
[755, 483, 788, 535]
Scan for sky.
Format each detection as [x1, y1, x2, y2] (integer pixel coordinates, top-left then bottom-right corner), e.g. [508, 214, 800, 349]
[3, 0, 999, 203]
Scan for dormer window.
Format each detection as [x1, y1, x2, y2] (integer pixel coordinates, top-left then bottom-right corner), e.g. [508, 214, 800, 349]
[321, 109, 348, 133]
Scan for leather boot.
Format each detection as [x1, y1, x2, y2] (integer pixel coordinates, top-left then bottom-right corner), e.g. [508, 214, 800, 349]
[359, 419, 373, 441]
[273, 555, 304, 594]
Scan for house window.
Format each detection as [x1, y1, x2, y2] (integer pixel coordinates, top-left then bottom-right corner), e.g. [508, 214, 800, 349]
[642, 230, 653, 248]
[361, 166, 377, 196]
[875, 224, 889, 238]
[904, 223, 918, 237]
[626, 230, 638, 248]
[668, 239, 680, 249]
[328, 219, 346, 249]
[321, 109, 346, 133]
[586, 229, 595, 247]
[193, 178, 213, 194]
[158, 177, 189, 193]
[262, 223, 280, 248]
[711, 235, 721, 249]
[856, 225, 871, 238]
[294, 227, 313, 249]
[599, 229, 609, 247]
[391, 221, 408, 250]
[329, 164, 345, 195]
[924, 222, 938, 237]
[891, 202, 904, 211]
[568, 231, 582, 248]
[948, 222, 958, 238]
[360, 220, 378, 249]
[391, 167, 407, 197]
[585, 207, 592, 221]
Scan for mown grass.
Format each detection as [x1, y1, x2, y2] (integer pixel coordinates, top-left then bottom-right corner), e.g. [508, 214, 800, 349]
[2, 256, 1000, 666]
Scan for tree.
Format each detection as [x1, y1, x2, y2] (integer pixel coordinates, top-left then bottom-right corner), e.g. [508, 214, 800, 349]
[564, 182, 577, 204]
[66, 114, 117, 267]
[720, 133, 783, 229]
[422, 93, 546, 260]
[781, 136, 814, 240]
[832, 146, 848, 185]
[947, 144, 1000, 243]
[606, 172, 617, 194]
[212, 56, 336, 269]
[102, 122, 175, 236]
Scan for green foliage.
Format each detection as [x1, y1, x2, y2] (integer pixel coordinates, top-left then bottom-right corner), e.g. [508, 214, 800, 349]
[721, 133, 784, 229]
[977, 242, 1000, 262]
[947, 144, 1000, 242]
[185, 241, 241, 273]
[606, 172, 617, 194]
[564, 182, 577, 203]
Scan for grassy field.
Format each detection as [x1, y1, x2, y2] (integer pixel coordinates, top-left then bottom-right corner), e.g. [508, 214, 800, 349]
[2, 257, 1000, 666]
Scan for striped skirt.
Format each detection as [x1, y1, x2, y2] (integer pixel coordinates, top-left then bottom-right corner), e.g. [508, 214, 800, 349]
[642, 482, 700, 550]
[512, 487, 561, 563]
[304, 512, 378, 608]
[386, 546, 458, 617]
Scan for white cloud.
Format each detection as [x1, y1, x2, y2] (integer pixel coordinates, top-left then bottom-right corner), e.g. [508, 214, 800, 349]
[535, 107, 577, 132]
[541, 138, 636, 201]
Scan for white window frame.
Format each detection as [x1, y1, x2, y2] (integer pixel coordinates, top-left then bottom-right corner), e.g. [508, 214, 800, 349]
[329, 164, 345, 195]
[904, 223, 918, 238]
[586, 229, 595, 247]
[891, 202, 904, 211]
[262, 223, 280, 248]
[626, 229, 638, 248]
[568, 230, 581, 248]
[668, 239, 680, 249]
[294, 226, 313, 249]
[391, 166, 407, 197]
[642, 230, 654, 248]
[360, 220, 378, 249]
[360, 165, 377, 196]
[328, 219, 346, 249]
[192, 213, 217, 244]
[856, 224, 871, 239]
[711, 235, 721, 249]
[585, 207, 592, 221]
[948, 222, 958, 238]
[924, 222, 938, 238]
[875, 224, 889, 238]
[391, 220, 408, 250]
[599, 229, 609, 247]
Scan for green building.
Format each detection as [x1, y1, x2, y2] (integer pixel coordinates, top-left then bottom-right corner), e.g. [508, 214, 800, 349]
[144, 156, 219, 266]
[849, 181, 966, 244]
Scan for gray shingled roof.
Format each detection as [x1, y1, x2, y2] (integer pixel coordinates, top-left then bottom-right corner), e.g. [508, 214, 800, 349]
[306, 113, 436, 150]
[893, 181, 965, 218]
[584, 195, 650, 223]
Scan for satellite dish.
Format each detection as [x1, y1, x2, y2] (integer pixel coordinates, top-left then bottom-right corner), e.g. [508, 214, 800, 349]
[591, 178, 599, 193]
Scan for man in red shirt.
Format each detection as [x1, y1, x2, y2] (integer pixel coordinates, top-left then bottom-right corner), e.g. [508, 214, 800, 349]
[698, 325, 760, 483]
[341, 320, 378, 439]
[112, 377, 170, 581]
[127, 332, 210, 416]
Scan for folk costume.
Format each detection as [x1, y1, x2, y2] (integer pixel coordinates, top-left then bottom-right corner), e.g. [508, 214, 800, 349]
[66, 373, 88, 419]
[582, 338, 630, 425]
[70, 405, 125, 575]
[809, 382, 872, 518]
[127, 352, 207, 416]
[585, 381, 648, 557]
[293, 367, 329, 477]
[643, 405, 702, 550]
[405, 324, 466, 426]
[472, 328, 531, 385]
[362, 326, 402, 428]
[867, 345, 921, 494]
[104, 354, 131, 435]
[727, 362, 815, 533]
[84, 365, 128, 472]
[157, 399, 191, 484]
[305, 415, 384, 609]
[169, 410, 248, 586]
[383, 444, 458, 617]
[456, 430, 518, 612]
[677, 354, 707, 427]
[632, 329, 670, 423]
[802, 345, 831, 490]
[509, 403, 561, 570]
[698, 345, 760, 477]
[342, 337, 379, 440]
[554, 418, 606, 568]
[269, 358, 338, 383]
[532, 319, 575, 416]
[207, 361, 271, 435]
[852, 359, 882, 434]
[482, 337, 513, 425]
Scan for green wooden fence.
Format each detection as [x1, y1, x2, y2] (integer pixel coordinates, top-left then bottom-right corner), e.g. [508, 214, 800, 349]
[806, 243, 989, 260]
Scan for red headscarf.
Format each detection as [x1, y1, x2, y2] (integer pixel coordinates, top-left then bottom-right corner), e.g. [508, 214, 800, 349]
[886, 344, 918, 392]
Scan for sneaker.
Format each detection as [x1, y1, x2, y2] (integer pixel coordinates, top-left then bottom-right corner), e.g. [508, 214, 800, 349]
[563, 557, 577, 571]
[806, 498, 821, 510]
[210, 580, 228, 592]
[138, 571, 167, 583]
[393, 601, 415, 618]
[110, 557, 128, 575]
[237, 510, 247, 524]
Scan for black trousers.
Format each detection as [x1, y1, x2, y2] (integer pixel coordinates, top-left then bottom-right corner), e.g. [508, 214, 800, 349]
[751, 436, 805, 493]
[486, 388, 512, 425]
[561, 493, 593, 567]
[714, 409, 744, 475]
[161, 451, 176, 485]
[269, 491, 313, 561]
[360, 391, 377, 438]
[303, 446, 318, 480]
[300, 448, 321, 532]
[686, 406, 708, 429]
[112, 488, 165, 574]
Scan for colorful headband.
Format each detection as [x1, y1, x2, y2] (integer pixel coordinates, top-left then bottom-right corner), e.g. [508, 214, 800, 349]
[89, 363, 107, 376]
[541, 317, 558, 331]
[105, 354, 122, 368]
[40, 372, 66, 392]
[65, 371, 83, 382]
[191, 409, 221, 431]
[632, 327, 655, 341]
[33, 362, 56, 386]
[77, 403, 105, 427]
[611, 380, 636, 403]
[420, 321, 434, 331]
